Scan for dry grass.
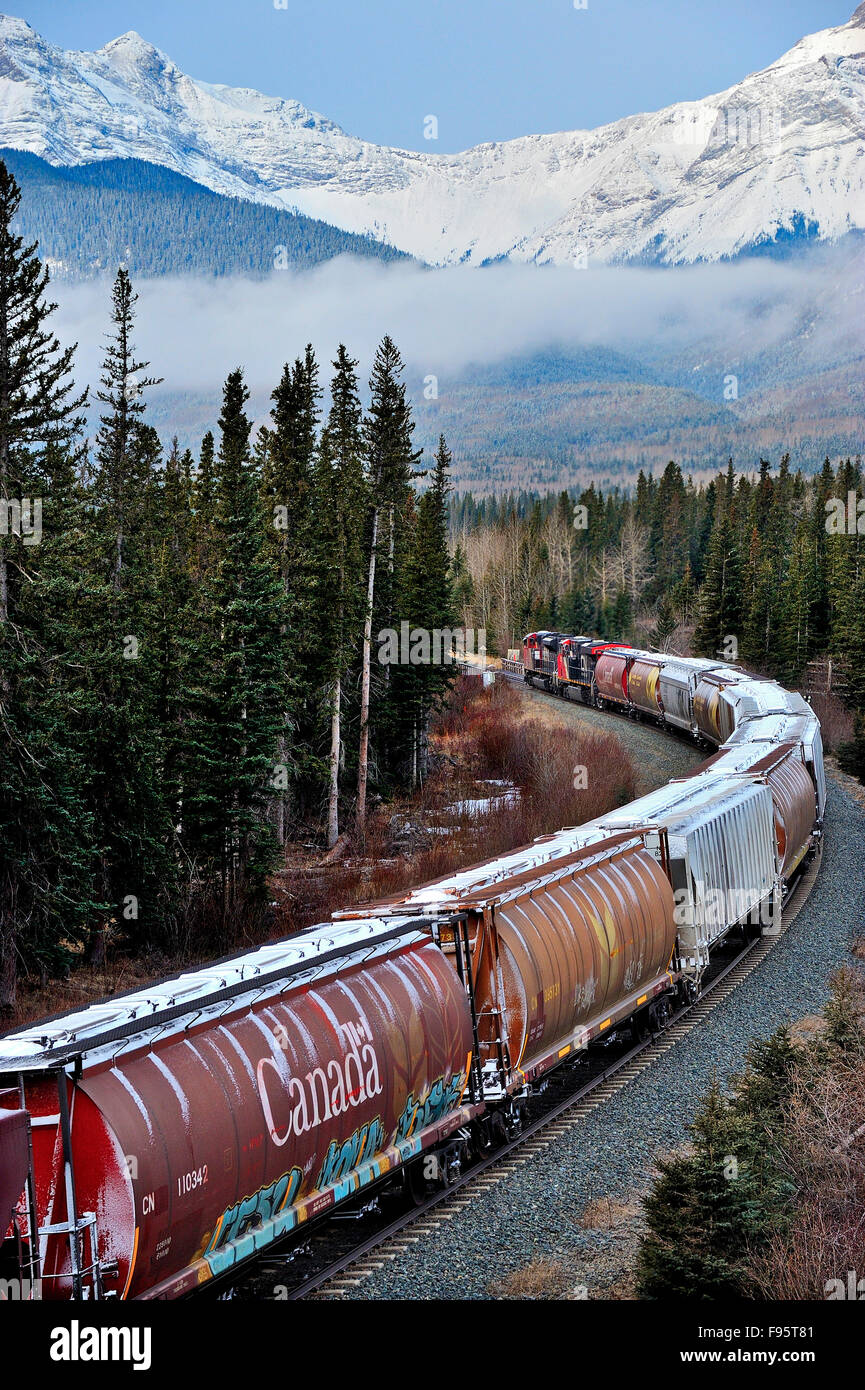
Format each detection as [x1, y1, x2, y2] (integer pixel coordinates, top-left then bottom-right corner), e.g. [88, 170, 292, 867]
[789, 1015, 828, 1047]
[490, 1258, 571, 1300]
[4, 955, 180, 1030]
[578, 1197, 641, 1231]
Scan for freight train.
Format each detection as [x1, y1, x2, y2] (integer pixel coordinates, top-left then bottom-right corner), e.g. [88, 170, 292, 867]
[0, 636, 824, 1300]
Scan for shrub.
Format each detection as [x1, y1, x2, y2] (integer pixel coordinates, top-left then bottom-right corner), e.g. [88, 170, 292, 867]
[637, 970, 865, 1300]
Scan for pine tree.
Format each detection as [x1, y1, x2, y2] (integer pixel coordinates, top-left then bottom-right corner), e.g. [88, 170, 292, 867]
[357, 336, 423, 823]
[92, 269, 162, 587]
[731, 1027, 798, 1125]
[652, 595, 677, 650]
[561, 585, 595, 635]
[8, 443, 103, 991]
[775, 520, 818, 682]
[809, 457, 835, 651]
[261, 347, 320, 832]
[828, 458, 865, 707]
[83, 275, 169, 963]
[150, 437, 196, 867]
[0, 159, 88, 1010]
[648, 461, 688, 594]
[838, 713, 865, 781]
[637, 1074, 789, 1299]
[741, 525, 774, 668]
[184, 370, 287, 927]
[193, 429, 218, 579]
[312, 346, 368, 845]
[262, 345, 320, 591]
[396, 434, 457, 786]
[671, 560, 696, 627]
[609, 587, 633, 642]
[694, 465, 744, 659]
[638, 1080, 745, 1298]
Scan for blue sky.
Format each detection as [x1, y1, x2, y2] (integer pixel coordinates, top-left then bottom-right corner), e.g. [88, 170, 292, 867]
[18, 1, 856, 151]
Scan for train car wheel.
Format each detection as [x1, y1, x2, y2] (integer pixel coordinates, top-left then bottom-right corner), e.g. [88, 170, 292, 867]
[405, 1156, 431, 1206]
[649, 997, 673, 1033]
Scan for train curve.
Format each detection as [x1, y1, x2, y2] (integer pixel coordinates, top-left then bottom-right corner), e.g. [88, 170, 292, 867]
[0, 636, 825, 1300]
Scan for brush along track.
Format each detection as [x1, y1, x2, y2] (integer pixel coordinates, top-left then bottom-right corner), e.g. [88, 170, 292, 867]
[277, 845, 821, 1302]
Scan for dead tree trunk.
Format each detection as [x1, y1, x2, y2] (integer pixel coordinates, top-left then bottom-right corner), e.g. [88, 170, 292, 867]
[357, 506, 379, 832]
[327, 675, 341, 849]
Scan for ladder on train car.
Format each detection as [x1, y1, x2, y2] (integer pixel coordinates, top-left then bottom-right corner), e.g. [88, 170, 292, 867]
[445, 914, 485, 1104]
[3, 1071, 106, 1300]
[433, 912, 514, 1102]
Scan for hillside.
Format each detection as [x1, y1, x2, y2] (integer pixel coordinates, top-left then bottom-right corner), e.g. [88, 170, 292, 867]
[0, 148, 409, 278]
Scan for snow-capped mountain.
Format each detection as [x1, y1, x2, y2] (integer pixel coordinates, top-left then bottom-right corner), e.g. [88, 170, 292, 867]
[0, 8, 863, 267]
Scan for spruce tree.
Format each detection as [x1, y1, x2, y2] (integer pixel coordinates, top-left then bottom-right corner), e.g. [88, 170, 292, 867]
[694, 465, 744, 659]
[357, 336, 423, 822]
[0, 159, 88, 1010]
[828, 458, 865, 707]
[561, 585, 595, 635]
[92, 268, 162, 587]
[648, 461, 688, 595]
[775, 520, 818, 682]
[84, 274, 169, 963]
[261, 347, 320, 831]
[8, 443, 103, 993]
[185, 370, 287, 927]
[808, 457, 835, 651]
[671, 560, 696, 627]
[396, 435, 457, 786]
[637, 1074, 789, 1299]
[193, 429, 218, 579]
[151, 437, 196, 870]
[652, 595, 677, 650]
[312, 346, 368, 844]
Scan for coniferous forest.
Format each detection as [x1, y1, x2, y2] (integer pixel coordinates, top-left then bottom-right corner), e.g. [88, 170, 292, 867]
[0, 160, 453, 1015]
[452, 455, 865, 772]
[0, 148, 409, 280]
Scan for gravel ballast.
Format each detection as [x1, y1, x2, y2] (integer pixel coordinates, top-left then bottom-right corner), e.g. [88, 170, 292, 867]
[337, 751, 864, 1301]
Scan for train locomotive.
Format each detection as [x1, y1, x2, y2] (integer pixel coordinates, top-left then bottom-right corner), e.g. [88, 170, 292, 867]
[0, 636, 824, 1300]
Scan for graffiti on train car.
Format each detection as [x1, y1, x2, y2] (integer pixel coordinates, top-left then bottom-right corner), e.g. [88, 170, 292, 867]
[316, 1116, 386, 1187]
[394, 1069, 468, 1143]
[200, 1167, 304, 1258]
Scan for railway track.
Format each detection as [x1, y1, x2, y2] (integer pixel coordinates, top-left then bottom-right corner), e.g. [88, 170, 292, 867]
[230, 842, 821, 1303]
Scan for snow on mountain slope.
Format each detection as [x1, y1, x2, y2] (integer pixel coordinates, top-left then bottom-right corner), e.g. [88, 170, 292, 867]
[0, 8, 863, 266]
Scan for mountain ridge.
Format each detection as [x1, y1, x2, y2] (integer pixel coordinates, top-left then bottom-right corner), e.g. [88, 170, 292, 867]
[0, 10, 863, 266]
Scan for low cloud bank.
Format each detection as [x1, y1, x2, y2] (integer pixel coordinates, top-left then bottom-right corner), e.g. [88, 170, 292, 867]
[52, 250, 863, 426]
